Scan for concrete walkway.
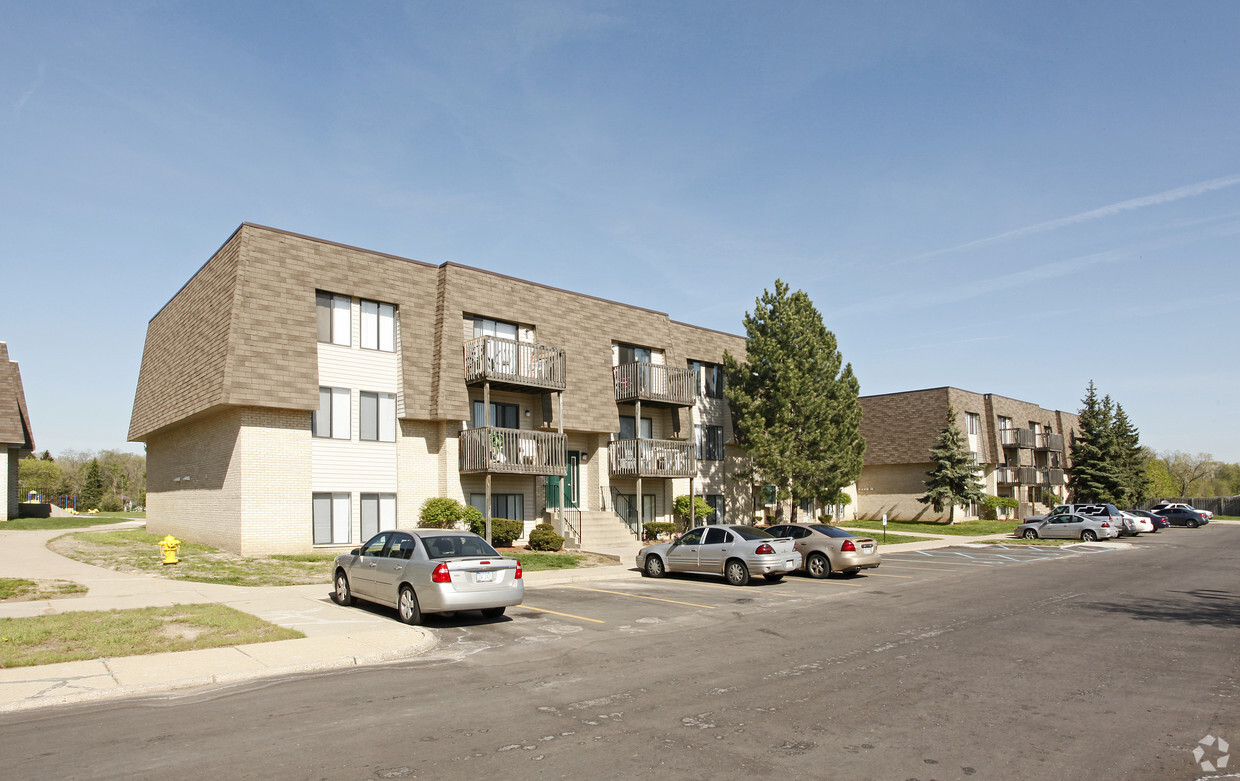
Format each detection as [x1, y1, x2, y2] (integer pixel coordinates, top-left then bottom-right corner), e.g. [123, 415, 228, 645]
[0, 520, 1078, 713]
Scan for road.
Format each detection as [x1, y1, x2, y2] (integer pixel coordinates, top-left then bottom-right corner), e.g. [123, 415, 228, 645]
[1, 528, 1236, 780]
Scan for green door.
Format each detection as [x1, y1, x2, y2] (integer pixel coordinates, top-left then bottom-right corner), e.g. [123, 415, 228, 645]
[546, 451, 580, 508]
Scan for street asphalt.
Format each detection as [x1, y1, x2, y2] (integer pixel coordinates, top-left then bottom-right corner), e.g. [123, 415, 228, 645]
[0, 518, 1113, 712]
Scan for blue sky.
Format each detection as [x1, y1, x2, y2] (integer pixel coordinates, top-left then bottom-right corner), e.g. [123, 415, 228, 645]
[3, 1, 1238, 462]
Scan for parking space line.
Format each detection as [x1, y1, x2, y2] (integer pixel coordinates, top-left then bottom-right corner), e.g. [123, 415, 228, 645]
[782, 577, 866, 587]
[860, 572, 914, 579]
[881, 565, 961, 572]
[518, 605, 606, 623]
[564, 585, 717, 609]
[883, 557, 994, 567]
[651, 579, 794, 596]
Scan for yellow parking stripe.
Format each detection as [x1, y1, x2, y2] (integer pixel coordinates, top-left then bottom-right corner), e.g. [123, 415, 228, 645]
[565, 585, 717, 609]
[518, 605, 606, 623]
[862, 572, 914, 579]
[650, 579, 793, 596]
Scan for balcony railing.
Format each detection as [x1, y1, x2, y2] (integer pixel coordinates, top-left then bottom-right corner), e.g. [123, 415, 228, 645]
[608, 438, 696, 478]
[463, 336, 566, 391]
[996, 466, 1039, 485]
[1000, 428, 1035, 448]
[1035, 432, 1064, 451]
[459, 427, 566, 476]
[613, 363, 696, 407]
[1047, 468, 1064, 485]
[996, 467, 1019, 485]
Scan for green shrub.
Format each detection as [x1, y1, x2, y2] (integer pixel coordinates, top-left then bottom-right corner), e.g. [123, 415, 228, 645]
[466, 516, 524, 546]
[419, 497, 465, 529]
[463, 504, 483, 526]
[99, 493, 124, 513]
[981, 495, 1020, 520]
[529, 526, 565, 551]
[643, 521, 677, 541]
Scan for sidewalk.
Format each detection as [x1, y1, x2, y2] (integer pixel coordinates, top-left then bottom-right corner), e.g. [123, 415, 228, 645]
[0, 521, 1056, 713]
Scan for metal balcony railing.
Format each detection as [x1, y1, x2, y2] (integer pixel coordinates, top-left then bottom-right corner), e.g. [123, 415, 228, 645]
[1000, 428, 1035, 448]
[613, 363, 696, 407]
[459, 428, 566, 476]
[1035, 432, 1064, 451]
[463, 336, 565, 391]
[608, 438, 696, 478]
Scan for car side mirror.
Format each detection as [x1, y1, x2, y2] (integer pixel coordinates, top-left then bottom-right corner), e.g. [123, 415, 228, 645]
[350, 548, 360, 556]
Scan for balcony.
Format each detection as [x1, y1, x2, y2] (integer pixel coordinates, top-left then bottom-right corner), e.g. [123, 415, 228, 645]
[608, 438, 696, 478]
[1035, 432, 1064, 451]
[996, 467, 1019, 485]
[996, 466, 1038, 485]
[613, 363, 696, 407]
[1000, 428, 1035, 448]
[463, 336, 566, 392]
[1047, 468, 1064, 485]
[459, 428, 566, 476]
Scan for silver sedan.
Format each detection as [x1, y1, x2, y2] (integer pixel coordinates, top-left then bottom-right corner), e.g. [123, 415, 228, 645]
[636, 524, 799, 585]
[766, 523, 881, 577]
[1014, 513, 1120, 541]
[333, 530, 523, 624]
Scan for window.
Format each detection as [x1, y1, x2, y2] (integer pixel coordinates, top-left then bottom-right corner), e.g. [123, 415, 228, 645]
[469, 493, 525, 521]
[316, 292, 351, 346]
[473, 317, 519, 340]
[703, 527, 730, 545]
[690, 361, 723, 398]
[472, 400, 519, 429]
[360, 391, 396, 441]
[360, 300, 396, 351]
[966, 412, 980, 435]
[313, 387, 350, 439]
[705, 494, 725, 524]
[619, 415, 653, 440]
[617, 493, 656, 522]
[697, 425, 724, 460]
[998, 416, 1012, 430]
[360, 493, 396, 540]
[617, 343, 651, 364]
[313, 492, 351, 545]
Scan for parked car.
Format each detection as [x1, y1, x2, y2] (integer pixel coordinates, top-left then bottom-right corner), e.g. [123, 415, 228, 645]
[1152, 502, 1213, 520]
[1024, 503, 1128, 530]
[333, 530, 523, 625]
[765, 522, 881, 578]
[1116, 510, 1155, 536]
[637, 524, 799, 585]
[1152, 508, 1211, 528]
[1126, 509, 1170, 531]
[1014, 513, 1121, 541]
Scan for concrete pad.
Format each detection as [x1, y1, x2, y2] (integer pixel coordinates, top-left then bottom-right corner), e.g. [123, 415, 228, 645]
[0, 658, 112, 683]
[106, 646, 268, 687]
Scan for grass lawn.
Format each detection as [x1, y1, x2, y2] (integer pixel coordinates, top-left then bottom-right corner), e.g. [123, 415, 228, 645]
[1, 516, 142, 531]
[842, 519, 1022, 536]
[0, 604, 302, 668]
[871, 535, 942, 545]
[0, 578, 87, 601]
[51, 530, 340, 587]
[498, 549, 612, 571]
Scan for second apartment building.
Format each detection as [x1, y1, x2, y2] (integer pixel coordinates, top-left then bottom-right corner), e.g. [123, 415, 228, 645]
[129, 224, 749, 555]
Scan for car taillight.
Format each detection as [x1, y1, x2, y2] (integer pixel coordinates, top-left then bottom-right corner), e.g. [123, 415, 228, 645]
[515, 561, 522, 579]
[841, 539, 856, 552]
[755, 543, 774, 554]
[1101, 522, 1110, 527]
[431, 562, 452, 583]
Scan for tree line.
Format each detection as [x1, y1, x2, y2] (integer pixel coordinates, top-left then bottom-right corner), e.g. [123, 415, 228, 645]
[16, 449, 146, 512]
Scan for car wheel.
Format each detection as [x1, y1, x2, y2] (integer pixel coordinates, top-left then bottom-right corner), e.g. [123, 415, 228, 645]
[763, 573, 785, 583]
[1081, 530, 1098, 542]
[398, 585, 422, 625]
[724, 559, 750, 586]
[481, 606, 505, 619]
[806, 552, 831, 579]
[1187, 519, 1199, 528]
[643, 555, 666, 578]
[333, 570, 353, 606]
[1022, 529, 1038, 540]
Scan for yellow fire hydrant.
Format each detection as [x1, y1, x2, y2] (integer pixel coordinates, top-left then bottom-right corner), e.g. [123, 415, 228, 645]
[159, 535, 181, 565]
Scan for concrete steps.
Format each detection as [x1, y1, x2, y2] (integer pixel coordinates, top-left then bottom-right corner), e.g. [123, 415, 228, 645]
[561, 510, 640, 550]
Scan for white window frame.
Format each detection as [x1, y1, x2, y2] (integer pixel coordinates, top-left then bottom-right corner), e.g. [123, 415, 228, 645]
[360, 391, 396, 442]
[360, 493, 396, 540]
[966, 412, 980, 435]
[313, 492, 351, 545]
[361, 299, 396, 352]
[314, 387, 351, 439]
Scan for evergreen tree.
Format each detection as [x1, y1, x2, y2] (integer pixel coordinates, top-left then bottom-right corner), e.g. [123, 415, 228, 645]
[1067, 381, 1125, 503]
[723, 280, 865, 521]
[1111, 403, 1148, 506]
[81, 459, 105, 510]
[918, 406, 986, 523]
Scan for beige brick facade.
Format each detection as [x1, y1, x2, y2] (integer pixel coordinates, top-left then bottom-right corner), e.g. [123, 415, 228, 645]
[857, 387, 1079, 522]
[132, 224, 750, 553]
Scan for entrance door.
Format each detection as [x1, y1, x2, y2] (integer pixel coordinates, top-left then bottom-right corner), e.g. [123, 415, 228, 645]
[546, 451, 580, 508]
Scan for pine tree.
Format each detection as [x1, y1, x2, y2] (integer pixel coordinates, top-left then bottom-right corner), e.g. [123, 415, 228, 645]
[723, 280, 865, 520]
[1111, 403, 1148, 506]
[1067, 381, 1125, 503]
[81, 459, 105, 510]
[918, 406, 986, 523]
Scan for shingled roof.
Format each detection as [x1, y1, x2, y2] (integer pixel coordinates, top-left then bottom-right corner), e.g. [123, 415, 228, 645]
[0, 342, 34, 450]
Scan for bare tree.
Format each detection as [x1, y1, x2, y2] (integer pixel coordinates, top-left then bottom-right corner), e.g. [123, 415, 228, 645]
[1159, 451, 1216, 496]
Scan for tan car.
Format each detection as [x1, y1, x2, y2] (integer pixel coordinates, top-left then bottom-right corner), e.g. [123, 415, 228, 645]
[766, 523, 881, 578]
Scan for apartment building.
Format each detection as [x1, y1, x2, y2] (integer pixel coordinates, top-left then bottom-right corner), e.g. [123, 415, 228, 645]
[1, 343, 35, 521]
[857, 387, 1079, 522]
[129, 223, 749, 555]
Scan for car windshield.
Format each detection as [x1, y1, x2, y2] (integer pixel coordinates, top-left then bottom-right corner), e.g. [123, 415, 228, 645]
[809, 524, 856, 538]
[422, 535, 500, 559]
[729, 526, 774, 540]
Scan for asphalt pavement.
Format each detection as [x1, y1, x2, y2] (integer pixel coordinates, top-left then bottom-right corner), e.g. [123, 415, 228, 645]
[0, 519, 1110, 712]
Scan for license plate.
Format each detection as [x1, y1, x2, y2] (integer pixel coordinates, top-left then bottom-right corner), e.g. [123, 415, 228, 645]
[783, 559, 797, 570]
[475, 571, 495, 582]
[862, 545, 874, 552]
